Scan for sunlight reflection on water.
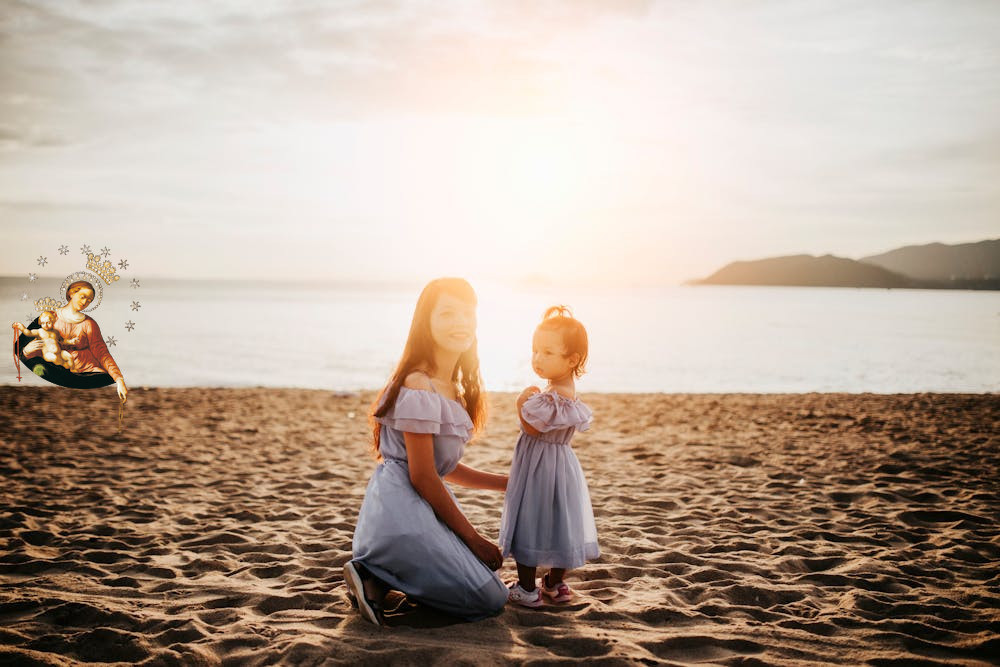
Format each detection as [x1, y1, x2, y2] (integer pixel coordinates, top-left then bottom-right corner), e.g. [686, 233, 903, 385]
[3, 279, 998, 392]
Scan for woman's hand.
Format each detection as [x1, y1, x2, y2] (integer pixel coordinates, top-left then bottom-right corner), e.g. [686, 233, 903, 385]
[404, 432, 501, 568]
[22, 339, 43, 357]
[116, 378, 128, 403]
[469, 535, 503, 571]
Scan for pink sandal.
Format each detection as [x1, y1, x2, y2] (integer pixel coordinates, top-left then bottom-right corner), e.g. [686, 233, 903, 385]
[541, 574, 573, 603]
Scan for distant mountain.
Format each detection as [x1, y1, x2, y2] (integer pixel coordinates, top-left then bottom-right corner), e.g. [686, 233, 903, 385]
[860, 239, 1000, 284]
[692, 254, 914, 288]
[691, 239, 1000, 290]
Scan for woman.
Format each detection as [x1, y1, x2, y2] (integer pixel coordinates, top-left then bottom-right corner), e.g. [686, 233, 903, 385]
[21, 280, 128, 401]
[345, 278, 509, 625]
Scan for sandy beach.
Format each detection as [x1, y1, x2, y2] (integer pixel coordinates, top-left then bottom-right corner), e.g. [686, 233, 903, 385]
[1, 387, 997, 665]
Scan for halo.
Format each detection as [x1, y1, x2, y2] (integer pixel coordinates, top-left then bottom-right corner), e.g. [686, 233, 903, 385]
[59, 271, 104, 312]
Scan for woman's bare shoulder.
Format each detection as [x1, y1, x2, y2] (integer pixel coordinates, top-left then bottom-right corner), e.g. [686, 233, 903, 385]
[403, 371, 433, 391]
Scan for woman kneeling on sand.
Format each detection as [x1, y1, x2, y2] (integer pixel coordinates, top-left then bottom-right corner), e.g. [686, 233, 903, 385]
[345, 278, 509, 625]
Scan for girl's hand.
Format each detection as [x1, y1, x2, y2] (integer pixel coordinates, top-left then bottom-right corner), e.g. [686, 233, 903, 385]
[517, 386, 541, 404]
[470, 535, 503, 571]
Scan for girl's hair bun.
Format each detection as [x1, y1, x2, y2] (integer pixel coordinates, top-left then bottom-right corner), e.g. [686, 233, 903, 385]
[542, 305, 573, 321]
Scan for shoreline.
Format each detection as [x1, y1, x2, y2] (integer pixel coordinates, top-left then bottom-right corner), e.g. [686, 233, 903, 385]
[1, 387, 997, 664]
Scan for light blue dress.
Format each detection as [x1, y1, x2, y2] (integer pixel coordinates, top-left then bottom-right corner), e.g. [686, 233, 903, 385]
[351, 387, 508, 621]
[499, 391, 600, 569]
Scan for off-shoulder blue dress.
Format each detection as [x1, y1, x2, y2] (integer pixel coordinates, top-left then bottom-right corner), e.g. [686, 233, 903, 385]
[351, 387, 508, 620]
[499, 391, 600, 569]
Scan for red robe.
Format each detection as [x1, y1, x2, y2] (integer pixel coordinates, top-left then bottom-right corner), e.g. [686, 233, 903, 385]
[51, 315, 124, 382]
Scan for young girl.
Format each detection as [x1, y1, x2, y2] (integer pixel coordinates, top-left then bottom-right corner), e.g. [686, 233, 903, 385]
[345, 277, 510, 626]
[499, 306, 600, 607]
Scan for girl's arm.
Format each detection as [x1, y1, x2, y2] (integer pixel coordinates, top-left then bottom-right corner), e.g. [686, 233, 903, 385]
[516, 385, 542, 437]
[444, 463, 507, 492]
[405, 432, 502, 568]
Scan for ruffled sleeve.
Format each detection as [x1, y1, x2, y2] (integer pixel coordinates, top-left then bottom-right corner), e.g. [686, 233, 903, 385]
[377, 387, 474, 440]
[521, 392, 593, 433]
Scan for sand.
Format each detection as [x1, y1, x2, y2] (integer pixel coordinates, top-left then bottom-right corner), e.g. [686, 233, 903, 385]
[0, 387, 997, 666]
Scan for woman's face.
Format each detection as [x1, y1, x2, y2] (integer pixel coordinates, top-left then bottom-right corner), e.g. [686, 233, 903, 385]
[69, 288, 95, 311]
[429, 292, 476, 355]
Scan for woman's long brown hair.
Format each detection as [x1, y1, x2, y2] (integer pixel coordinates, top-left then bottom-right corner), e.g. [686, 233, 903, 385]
[369, 278, 487, 459]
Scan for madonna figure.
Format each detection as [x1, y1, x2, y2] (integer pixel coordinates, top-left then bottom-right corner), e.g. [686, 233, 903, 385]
[15, 280, 128, 400]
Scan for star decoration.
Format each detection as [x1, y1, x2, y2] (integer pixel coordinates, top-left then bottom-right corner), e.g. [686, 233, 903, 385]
[125, 320, 135, 332]
[37, 256, 47, 266]
[26, 313, 34, 322]
[58, 245, 69, 255]
[101, 246, 111, 258]
[28, 273, 37, 281]
[118, 258, 129, 270]
[20, 292, 28, 301]
[130, 300, 141, 311]
[130, 278, 140, 289]
[106, 336, 117, 346]
[81, 244, 91, 254]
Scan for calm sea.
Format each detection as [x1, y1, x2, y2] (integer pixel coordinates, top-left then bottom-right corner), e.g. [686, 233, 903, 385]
[2, 278, 998, 393]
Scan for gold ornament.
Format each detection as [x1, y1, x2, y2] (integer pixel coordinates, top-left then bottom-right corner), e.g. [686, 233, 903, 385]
[33, 296, 63, 312]
[86, 253, 121, 285]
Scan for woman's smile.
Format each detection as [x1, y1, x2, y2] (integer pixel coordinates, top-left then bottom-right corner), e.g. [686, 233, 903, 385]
[429, 292, 478, 354]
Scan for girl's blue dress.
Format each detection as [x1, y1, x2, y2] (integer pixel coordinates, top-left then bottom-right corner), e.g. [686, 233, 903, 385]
[499, 391, 600, 569]
[351, 387, 508, 620]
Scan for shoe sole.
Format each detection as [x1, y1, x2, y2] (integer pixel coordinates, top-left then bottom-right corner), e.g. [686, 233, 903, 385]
[343, 562, 382, 626]
[509, 597, 544, 608]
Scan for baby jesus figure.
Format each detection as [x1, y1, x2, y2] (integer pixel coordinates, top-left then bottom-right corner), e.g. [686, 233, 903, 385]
[12, 310, 81, 372]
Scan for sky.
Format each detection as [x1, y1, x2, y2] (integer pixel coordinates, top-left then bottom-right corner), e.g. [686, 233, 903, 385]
[1, 0, 998, 286]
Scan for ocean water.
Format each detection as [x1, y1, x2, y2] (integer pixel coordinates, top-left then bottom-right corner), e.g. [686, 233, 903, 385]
[2, 278, 998, 393]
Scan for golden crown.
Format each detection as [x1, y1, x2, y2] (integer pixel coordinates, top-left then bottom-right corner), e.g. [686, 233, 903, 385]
[87, 253, 121, 284]
[34, 296, 62, 312]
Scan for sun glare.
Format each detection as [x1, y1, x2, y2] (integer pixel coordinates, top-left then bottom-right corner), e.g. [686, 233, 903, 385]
[443, 117, 607, 283]
[266, 115, 619, 286]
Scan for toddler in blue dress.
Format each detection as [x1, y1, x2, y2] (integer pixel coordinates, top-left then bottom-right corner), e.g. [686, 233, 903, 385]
[499, 306, 600, 607]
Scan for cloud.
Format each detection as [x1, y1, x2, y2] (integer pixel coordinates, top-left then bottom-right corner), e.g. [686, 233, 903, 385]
[0, 197, 111, 212]
[2, 1, 999, 284]
[0, 0, 665, 137]
[0, 123, 69, 149]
